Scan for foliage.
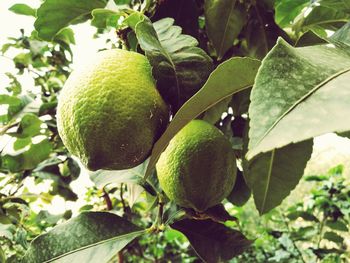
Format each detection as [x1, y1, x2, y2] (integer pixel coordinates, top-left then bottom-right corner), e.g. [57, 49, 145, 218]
[0, 0, 350, 262]
[233, 165, 350, 262]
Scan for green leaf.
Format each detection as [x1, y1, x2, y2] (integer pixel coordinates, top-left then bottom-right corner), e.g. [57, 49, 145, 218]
[91, 9, 121, 29]
[54, 28, 76, 45]
[90, 160, 156, 196]
[144, 57, 260, 179]
[227, 170, 251, 206]
[240, 2, 289, 59]
[323, 231, 344, 244]
[34, 0, 107, 41]
[2, 139, 52, 172]
[245, 139, 313, 214]
[247, 38, 350, 160]
[9, 3, 36, 17]
[22, 212, 145, 263]
[171, 219, 252, 262]
[325, 220, 348, 232]
[133, 16, 213, 111]
[202, 97, 231, 124]
[286, 211, 319, 222]
[274, 0, 309, 28]
[295, 2, 350, 33]
[204, 0, 246, 59]
[8, 114, 42, 138]
[151, 0, 200, 38]
[330, 21, 350, 51]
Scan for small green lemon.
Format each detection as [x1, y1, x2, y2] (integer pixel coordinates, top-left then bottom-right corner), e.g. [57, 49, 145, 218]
[57, 49, 168, 171]
[156, 120, 237, 212]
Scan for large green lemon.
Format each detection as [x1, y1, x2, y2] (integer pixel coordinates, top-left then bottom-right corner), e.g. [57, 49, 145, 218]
[156, 120, 237, 212]
[57, 49, 168, 171]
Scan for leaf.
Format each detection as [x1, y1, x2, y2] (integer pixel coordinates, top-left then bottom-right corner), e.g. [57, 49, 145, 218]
[91, 9, 121, 29]
[274, 0, 309, 28]
[330, 21, 350, 51]
[240, 2, 289, 59]
[8, 114, 42, 138]
[325, 220, 348, 232]
[295, 1, 350, 33]
[132, 16, 213, 111]
[202, 97, 231, 124]
[244, 139, 313, 214]
[144, 57, 260, 179]
[22, 212, 145, 263]
[286, 211, 319, 222]
[9, 4, 36, 17]
[151, 0, 200, 38]
[171, 219, 252, 263]
[2, 139, 52, 172]
[54, 28, 76, 46]
[34, 0, 107, 41]
[247, 38, 350, 160]
[323, 231, 344, 244]
[90, 160, 147, 187]
[204, 0, 246, 59]
[227, 170, 251, 207]
[90, 160, 157, 196]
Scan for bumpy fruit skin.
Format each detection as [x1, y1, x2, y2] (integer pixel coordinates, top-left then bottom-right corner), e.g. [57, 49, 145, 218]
[57, 49, 168, 171]
[156, 120, 237, 212]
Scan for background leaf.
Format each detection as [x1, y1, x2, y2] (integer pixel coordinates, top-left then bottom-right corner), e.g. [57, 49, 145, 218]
[227, 170, 251, 207]
[22, 212, 145, 263]
[34, 0, 107, 41]
[144, 57, 260, 179]
[247, 38, 350, 160]
[244, 139, 313, 214]
[9, 4, 36, 17]
[204, 0, 246, 59]
[171, 219, 251, 262]
[133, 16, 213, 111]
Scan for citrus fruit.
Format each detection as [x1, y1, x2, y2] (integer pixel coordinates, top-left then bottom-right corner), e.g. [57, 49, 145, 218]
[156, 120, 237, 212]
[57, 49, 168, 171]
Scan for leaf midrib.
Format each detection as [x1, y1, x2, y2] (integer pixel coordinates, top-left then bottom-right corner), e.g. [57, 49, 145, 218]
[218, 0, 237, 59]
[247, 67, 350, 159]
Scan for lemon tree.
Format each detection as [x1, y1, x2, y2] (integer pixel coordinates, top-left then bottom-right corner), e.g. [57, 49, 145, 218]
[1, 0, 350, 262]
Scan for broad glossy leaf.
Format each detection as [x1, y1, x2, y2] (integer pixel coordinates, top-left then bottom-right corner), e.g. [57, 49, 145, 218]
[2, 139, 52, 172]
[274, 0, 309, 28]
[227, 170, 251, 207]
[247, 38, 350, 160]
[323, 231, 344, 244]
[244, 139, 313, 214]
[133, 16, 213, 111]
[34, 0, 107, 41]
[171, 219, 251, 262]
[9, 4, 36, 17]
[22, 212, 145, 263]
[325, 220, 348, 232]
[7, 114, 42, 138]
[204, 0, 246, 59]
[295, 1, 350, 32]
[151, 0, 199, 38]
[240, 2, 289, 59]
[90, 159, 148, 188]
[91, 9, 121, 29]
[202, 97, 231, 124]
[144, 57, 260, 179]
[330, 21, 350, 52]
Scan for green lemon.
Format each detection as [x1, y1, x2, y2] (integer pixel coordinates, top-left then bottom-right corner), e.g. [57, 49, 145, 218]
[156, 120, 237, 212]
[57, 49, 168, 171]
